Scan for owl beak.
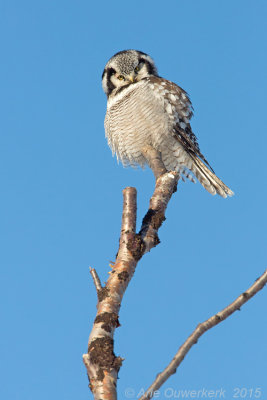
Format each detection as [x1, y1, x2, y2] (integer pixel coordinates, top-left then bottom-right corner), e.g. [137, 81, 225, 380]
[128, 73, 136, 83]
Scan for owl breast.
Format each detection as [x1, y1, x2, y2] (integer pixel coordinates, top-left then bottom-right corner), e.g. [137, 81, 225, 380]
[104, 77, 192, 171]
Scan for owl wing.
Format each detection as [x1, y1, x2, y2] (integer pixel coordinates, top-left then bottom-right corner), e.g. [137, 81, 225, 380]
[151, 77, 215, 173]
[173, 125, 215, 173]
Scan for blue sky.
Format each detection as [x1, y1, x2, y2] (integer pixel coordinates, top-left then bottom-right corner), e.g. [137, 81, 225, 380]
[1, 1, 267, 399]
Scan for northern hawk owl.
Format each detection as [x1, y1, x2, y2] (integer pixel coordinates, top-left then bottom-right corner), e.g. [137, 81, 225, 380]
[102, 50, 233, 198]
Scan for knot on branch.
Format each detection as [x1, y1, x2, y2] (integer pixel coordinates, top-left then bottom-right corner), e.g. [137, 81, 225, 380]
[98, 287, 110, 302]
[95, 312, 120, 333]
[118, 270, 130, 282]
[172, 180, 178, 193]
[142, 209, 166, 231]
[88, 337, 123, 380]
[215, 314, 222, 322]
[127, 233, 145, 260]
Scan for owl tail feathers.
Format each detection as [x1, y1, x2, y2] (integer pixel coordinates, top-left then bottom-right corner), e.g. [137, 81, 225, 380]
[191, 155, 234, 198]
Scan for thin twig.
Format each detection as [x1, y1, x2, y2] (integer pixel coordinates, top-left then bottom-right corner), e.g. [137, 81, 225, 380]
[90, 267, 102, 294]
[139, 269, 267, 400]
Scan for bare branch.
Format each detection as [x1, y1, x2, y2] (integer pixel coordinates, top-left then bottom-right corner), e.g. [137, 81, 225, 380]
[121, 186, 137, 233]
[83, 176, 178, 399]
[117, 186, 137, 262]
[90, 267, 102, 295]
[139, 269, 267, 400]
[84, 168, 266, 400]
[139, 171, 178, 253]
[83, 187, 139, 400]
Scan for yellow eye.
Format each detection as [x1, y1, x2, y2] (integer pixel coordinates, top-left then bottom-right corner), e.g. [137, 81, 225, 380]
[134, 66, 140, 73]
[118, 75, 125, 80]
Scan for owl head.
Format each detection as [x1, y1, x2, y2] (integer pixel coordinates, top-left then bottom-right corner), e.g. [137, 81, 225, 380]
[102, 50, 158, 97]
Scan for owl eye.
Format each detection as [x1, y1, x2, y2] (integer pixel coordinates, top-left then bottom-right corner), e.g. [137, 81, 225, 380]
[134, 66, 140, 73]
[118, 75, 125, 80]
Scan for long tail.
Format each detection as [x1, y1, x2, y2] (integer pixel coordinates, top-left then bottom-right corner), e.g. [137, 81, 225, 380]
[190, 154, 234, 198]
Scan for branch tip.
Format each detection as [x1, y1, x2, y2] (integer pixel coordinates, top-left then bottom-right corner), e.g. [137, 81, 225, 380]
[89, 268, 102, 293]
